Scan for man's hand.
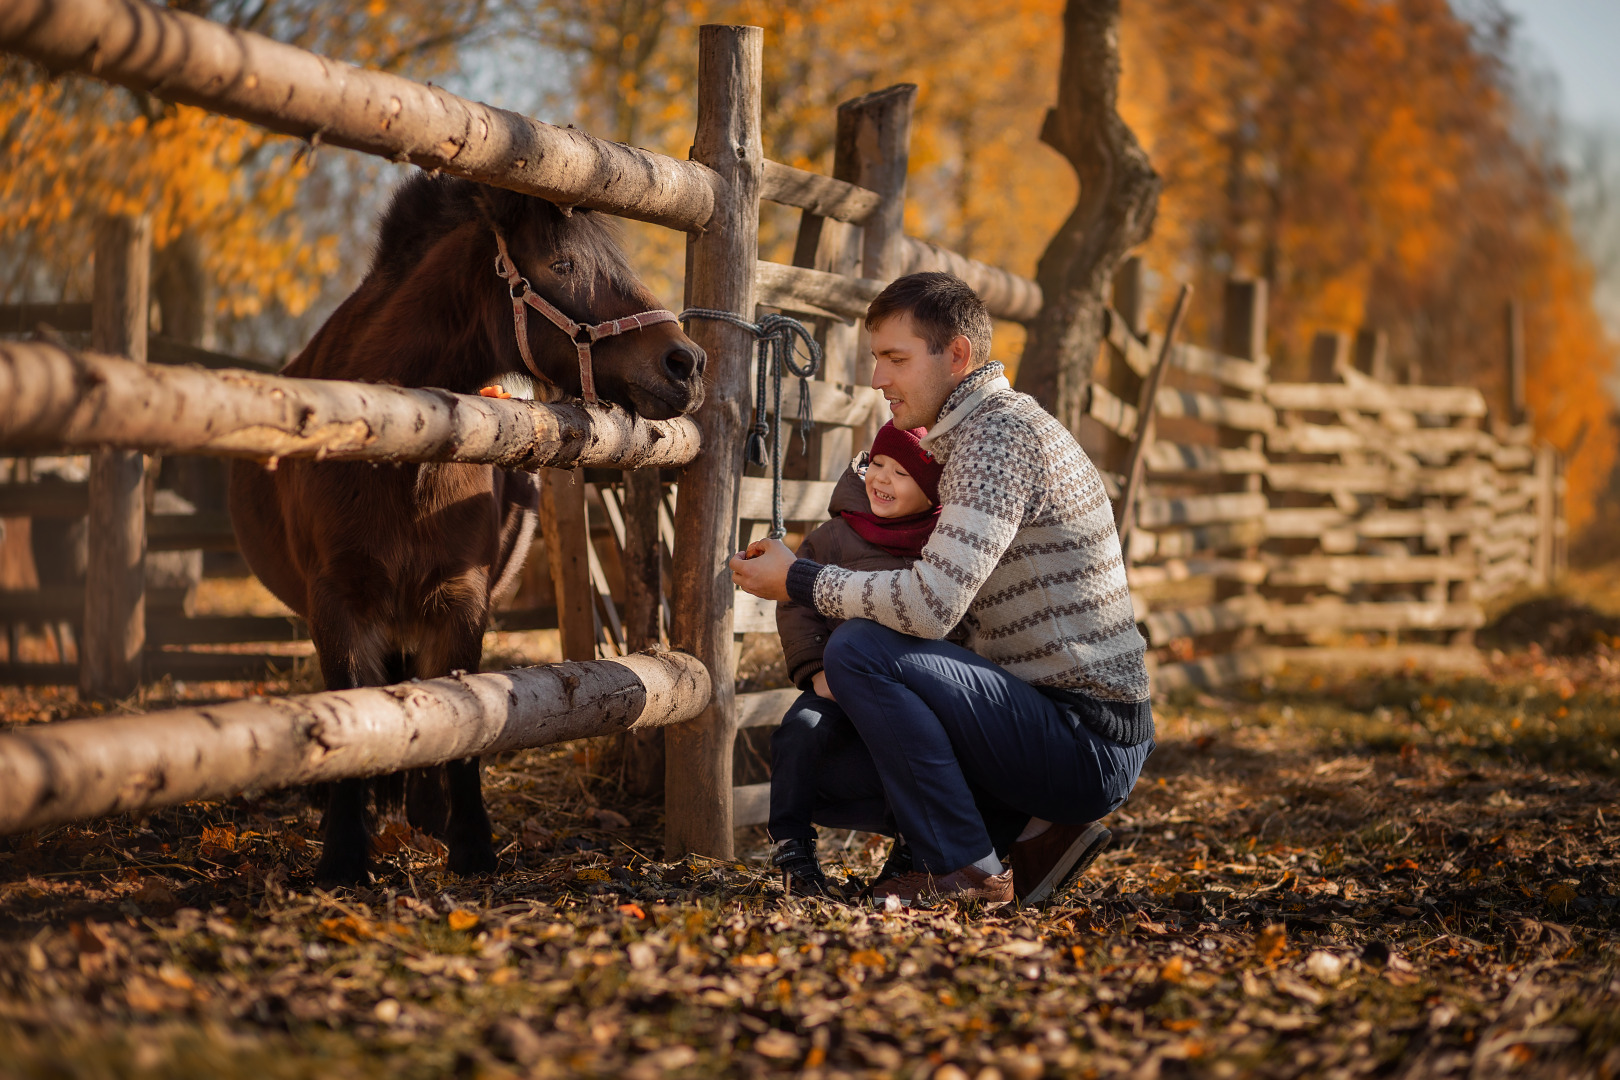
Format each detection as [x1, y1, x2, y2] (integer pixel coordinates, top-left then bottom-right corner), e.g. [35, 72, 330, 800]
[728, 537, 795, 603]
[811, 670, 835, 701]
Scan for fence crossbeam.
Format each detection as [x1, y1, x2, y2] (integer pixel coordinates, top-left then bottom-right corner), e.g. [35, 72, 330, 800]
[0, 0, 718, 231]
[0, 650, 711, 835]
[0, 341, 701, 470]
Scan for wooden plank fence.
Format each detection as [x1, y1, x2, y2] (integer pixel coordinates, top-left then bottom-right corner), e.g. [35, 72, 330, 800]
[1090, 271, 1565, 687]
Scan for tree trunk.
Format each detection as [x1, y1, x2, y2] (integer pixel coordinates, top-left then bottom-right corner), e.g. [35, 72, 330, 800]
[0, 650, 710, 835]
[1014, 0, 1161, 430]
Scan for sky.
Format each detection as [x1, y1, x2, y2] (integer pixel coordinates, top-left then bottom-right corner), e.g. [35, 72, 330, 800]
[1505, 1, 1620, 129]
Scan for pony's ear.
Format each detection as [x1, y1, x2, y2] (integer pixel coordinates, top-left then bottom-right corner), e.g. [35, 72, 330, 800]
[470, 185, 530, 237]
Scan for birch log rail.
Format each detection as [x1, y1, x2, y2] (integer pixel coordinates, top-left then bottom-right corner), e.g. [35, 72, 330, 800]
[0, 341, 701, 470]
[0, 651, 711, 835]
[0, 0, 718, 231]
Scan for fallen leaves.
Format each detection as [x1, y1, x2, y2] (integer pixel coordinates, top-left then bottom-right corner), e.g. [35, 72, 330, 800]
[1253, 923, 1288, 964]
[1, 662, 1618, 1077]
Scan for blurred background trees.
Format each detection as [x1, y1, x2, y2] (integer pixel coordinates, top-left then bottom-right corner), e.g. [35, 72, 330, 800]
[2, 0, 1615, 530]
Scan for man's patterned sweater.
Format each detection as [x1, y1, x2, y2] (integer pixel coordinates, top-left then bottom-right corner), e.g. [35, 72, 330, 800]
[784, 361, 1154, 745]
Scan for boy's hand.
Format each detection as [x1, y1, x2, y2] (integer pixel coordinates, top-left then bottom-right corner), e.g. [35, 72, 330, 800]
[811, 671, 835, 701]
[728, 537, 794, 602]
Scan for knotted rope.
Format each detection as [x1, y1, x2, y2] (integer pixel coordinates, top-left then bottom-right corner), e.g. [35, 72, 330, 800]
[678, 309, 823, 538]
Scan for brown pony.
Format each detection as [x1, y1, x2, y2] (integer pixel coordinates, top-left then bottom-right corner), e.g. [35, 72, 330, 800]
[228, 173, 704, 884]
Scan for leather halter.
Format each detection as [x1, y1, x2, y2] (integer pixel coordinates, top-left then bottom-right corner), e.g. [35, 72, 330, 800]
[492, 231, 678, 405]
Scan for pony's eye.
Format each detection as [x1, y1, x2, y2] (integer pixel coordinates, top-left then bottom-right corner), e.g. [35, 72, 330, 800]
[550, 258, 575, 275]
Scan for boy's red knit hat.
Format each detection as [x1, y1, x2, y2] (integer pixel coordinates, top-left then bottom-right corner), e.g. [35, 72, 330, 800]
[869, 421, 944, 505]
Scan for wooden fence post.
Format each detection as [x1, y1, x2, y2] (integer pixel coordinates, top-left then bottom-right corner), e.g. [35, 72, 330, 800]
[616, 467, 666, 795]
[1308, 330, 1349, 383]
[1217, 278, 1268, 649]
[1098, 256, 1148, 481]
[540, 469, 597, 663]
[1353, 329, 1388, 382]
[1505, 300, 1527, 426]
[1533, 444, 1557, 587]
[665, 24, 763, 860]
[81, 214, 151, 700]
[841, 84, 915, 448]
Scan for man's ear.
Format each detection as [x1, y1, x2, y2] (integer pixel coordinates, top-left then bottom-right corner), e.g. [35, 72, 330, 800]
[948, 334, 974, 376]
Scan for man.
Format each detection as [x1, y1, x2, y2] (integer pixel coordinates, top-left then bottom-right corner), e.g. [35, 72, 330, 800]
[730, 272, 1154, 905]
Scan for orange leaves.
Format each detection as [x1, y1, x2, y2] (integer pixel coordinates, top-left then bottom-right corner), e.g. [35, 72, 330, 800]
[1253, 923, 1288, 965]
[199, 824, 238, 856]
[1124, 0, 1615, 530]
[848, 948, 888, 971]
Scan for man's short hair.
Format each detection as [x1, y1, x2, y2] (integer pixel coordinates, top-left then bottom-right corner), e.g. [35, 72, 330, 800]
[865, 272, 993, 368]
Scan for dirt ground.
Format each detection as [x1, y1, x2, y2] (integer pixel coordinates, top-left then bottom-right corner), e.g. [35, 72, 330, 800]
[1, 623, 1618, 1077]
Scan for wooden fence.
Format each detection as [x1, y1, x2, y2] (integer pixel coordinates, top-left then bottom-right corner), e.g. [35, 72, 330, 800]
[0, 0, 1565, 853]
[1084, 263, 1565, 688]
[0, 1, 1042, 858]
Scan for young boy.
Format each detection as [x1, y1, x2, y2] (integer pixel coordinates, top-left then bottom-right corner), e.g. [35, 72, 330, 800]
[768, 421, 956, 896]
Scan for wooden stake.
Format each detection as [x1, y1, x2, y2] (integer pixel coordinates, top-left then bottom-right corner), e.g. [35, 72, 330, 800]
[541, 470, 597, 663]
[1308, 330, 1350, 384]
[1115, 284, 1191, 558]
[1353, 328, 1389, 382]
[1505, 300, 1527, 426]
[841, 85, 915, 399]
[665, 24, 763, 860]
[1216, 279, 1269, 646]
[616, 468, 667, 795]
[81, 215, 150, 700]
[1533, 443, 1556, 587]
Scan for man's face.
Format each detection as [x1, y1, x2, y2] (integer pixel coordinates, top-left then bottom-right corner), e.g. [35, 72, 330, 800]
[869, 314, 970, 430]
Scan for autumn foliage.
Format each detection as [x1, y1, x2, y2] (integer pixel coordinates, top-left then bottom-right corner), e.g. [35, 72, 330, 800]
[0, 0, 1613, 525]
[1119, 0, 1616, 528]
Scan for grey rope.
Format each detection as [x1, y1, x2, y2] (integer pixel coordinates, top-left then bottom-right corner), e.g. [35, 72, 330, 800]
[678, 309, 823, 539]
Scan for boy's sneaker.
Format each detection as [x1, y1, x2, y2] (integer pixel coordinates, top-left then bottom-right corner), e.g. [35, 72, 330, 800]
[865, 836, 914, 893]
[1011, 821, 1112, 905]
[772, 837, 833, 897]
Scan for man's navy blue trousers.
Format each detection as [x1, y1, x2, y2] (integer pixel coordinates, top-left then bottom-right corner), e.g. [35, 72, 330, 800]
[768, 619, 1154, 873]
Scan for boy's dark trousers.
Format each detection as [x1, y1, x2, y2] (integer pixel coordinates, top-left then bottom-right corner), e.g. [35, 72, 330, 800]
[768, 692, 895, 842]
[775, 619, 1154, 874]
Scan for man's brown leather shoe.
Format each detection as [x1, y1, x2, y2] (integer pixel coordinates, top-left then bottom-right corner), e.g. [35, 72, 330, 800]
[871, 864, 1014, 904]
[1011, 820, 1111, 905]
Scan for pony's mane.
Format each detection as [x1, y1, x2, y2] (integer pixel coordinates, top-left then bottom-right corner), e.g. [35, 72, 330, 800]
[369, 173, 638, 297]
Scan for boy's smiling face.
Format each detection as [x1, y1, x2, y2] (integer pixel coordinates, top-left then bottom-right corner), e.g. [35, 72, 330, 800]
[865, 453, 933, 518]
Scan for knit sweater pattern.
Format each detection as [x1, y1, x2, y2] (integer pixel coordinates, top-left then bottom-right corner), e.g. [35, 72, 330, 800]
[787, 362, 1152, 742]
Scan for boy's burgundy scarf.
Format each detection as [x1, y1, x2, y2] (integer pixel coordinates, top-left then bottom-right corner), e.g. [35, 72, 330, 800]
[839, 506, 941, 558]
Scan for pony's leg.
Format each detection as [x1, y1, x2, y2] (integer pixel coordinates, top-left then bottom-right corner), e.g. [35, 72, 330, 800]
[308, 596, 390, 886]
[443, 755, 497, 876]
[405, 766, 450, 838]
[418, 573, 497, 876]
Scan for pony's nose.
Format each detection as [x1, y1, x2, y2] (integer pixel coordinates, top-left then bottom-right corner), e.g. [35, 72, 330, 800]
[663, 342, 704, 383]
